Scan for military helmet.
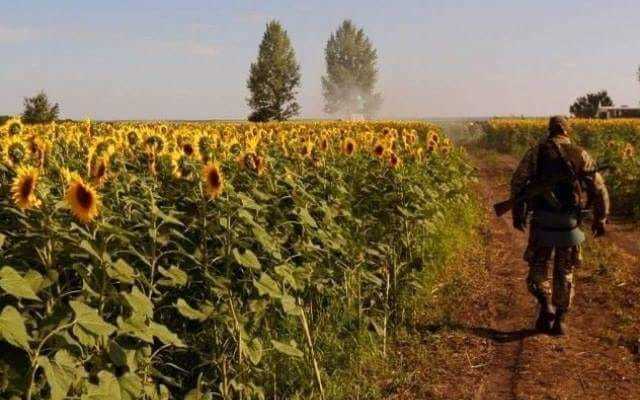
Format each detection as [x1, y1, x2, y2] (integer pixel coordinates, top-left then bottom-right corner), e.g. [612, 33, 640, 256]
[549, 116, 569, 136]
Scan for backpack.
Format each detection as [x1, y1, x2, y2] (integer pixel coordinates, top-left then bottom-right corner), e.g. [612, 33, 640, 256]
[532, 138, 584, 214]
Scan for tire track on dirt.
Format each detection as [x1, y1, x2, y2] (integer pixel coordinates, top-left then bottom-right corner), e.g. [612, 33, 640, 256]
[470, 149, 537, 400]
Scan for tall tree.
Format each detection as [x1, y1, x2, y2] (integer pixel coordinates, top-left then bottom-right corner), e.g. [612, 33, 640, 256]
[22, 91, 59, 124]
[321, 20, 381, 118]
[569, 90, 613, 118]
[246, 21, 301, 122]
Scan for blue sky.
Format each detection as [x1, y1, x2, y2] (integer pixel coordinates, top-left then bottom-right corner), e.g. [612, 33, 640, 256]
[1, 0, 639, 119]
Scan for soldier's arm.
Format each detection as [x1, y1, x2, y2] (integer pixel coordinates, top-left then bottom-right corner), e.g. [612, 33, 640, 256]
[579, 150, 610, 224]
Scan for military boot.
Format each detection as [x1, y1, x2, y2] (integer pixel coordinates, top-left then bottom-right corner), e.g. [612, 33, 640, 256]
[535, 298, 555, 332]
[551, 308, 567, 336]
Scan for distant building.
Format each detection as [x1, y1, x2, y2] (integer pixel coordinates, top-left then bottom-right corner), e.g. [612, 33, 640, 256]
[596, 106, 640, 119]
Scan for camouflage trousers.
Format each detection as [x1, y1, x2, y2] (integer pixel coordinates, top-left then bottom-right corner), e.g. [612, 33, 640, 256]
[524, 244, 582, 311]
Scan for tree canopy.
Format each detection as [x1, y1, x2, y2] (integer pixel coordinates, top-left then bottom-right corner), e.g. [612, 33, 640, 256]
[321, 20, 381, 118]
[22, 91, 60, 124]
[246, 21, 301, 122]
[569, 90, 613, 118]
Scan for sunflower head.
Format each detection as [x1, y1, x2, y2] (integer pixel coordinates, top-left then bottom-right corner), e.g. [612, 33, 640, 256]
[127, 130, 140, 147]
[7, 139, 27, 167]
[90, 157, 108, 186]
[65, 176, 100, 223]
[4, 118, 23, 136]
[622, 144, 635, 159]
[11, 166, 40, 210]
[203, 162, 224, 199]
[373, 141, 386, 158]
[388, 152, 401, 169]
[428, 131, 440, 144]
[427, 139, 438, 153]
[342, 138, 356, 156]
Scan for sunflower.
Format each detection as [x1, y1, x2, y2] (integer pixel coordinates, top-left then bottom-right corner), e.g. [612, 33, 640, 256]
[90, 156, 108, 186]
[372, 141, 386, 158]
[11, 166, 40, 209]
[428, 131, 440, 144]
[299, 141, 313, 158]
[203, 162, 224, 199]
[388, 152, 401, 169]
[342, 138, 356, 156]
[3, 118, 23, 136]
[622, 143, 635, 159]
[65, 175, 100, 223]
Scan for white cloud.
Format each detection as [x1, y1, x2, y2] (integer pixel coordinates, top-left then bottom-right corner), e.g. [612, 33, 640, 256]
[0, 24, 35, 43]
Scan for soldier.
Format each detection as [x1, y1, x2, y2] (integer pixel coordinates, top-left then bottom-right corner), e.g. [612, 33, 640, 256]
[510, 116, 609, 335]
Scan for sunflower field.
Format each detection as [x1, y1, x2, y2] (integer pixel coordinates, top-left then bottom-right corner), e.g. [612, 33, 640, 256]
[483, 118, 640, 218]
[0, 119, 477, 399]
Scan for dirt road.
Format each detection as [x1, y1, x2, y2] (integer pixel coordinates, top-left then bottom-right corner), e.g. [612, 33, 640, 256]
[384, 147, 640, 399]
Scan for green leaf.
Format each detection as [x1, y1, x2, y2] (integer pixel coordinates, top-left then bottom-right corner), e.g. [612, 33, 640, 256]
[123, 287, 154, 318]
[297, 207, 317, 228]
[175, 298, 208, 321]
[0, 305, 31, 352]
[149, 322, 185, 347]
[107, 259, 136, 284]
[82, 370, 122, 400]
[0, 266, 41, 301]
[119, 372, 144, 400]
[253, 273, 281, 299]
[185, 388, 212, 400]
[271, 339, 304, 358]
[252, 225, 282, 260]
[157, 266, 188, 287]
[79, 240, 103, 261]
[242, 337, 263, 365]
[70, 301, 116, 337]
[233, 248, 261, 270]
[152, 206, 184, 227]
[38, 351, 78, 400]
[73, 324, 98, 347]
[280, 294, 303, 316]
[24, 269, 52, 294]
[0, 233, 5, 249]
[117, 316, 153, 343]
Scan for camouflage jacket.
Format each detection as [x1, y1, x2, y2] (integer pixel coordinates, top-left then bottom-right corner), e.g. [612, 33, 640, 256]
[510, 134, 610, 223]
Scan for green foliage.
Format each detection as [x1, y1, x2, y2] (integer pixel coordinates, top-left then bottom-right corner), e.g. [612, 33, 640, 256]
[569, 90, 613, 118]
[0, 121, 475, 399]
[322, 20, 382, 118]
[247, 21, 301, 122]
[22, 92, 60, 124]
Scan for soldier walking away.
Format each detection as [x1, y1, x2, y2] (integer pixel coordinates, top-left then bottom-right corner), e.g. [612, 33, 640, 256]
[510, 116, 609, 336]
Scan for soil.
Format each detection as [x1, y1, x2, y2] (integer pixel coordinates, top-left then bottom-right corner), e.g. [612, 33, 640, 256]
[382, 147, 640, 399]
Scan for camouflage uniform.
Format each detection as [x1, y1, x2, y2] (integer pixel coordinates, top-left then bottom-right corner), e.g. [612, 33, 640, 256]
[510, 127, 609, 313]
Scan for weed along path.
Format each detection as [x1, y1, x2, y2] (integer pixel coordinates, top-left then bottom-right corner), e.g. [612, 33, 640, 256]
[464, 148, 640, 400]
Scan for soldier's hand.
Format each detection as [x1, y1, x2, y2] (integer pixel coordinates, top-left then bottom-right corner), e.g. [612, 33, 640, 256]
[592, 220, 606, 238]
[513, 220, 526, 232]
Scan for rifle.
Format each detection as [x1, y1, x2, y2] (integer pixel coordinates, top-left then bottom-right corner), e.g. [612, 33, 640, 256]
[493, 164, 612, 217]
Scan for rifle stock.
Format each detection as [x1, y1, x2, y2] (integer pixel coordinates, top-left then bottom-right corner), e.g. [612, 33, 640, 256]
[493, 199, 513, 217]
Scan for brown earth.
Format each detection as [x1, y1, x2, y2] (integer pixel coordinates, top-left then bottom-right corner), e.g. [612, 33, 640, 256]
[380, 147, 640, 399]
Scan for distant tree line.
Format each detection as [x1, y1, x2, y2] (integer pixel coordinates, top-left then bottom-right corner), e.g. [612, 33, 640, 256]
[569, 90, 613, 118]
[247, 19, 381, 122]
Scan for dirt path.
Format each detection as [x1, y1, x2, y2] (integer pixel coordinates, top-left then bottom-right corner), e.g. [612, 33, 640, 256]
[379, 146, 639, 399]
[468, 147, 640, 400]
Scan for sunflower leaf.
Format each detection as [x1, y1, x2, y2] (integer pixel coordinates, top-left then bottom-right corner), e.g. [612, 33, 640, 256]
[0, 305, 31, 352]
[233, 248, 261, 270]
[0, 266, 41, 301]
